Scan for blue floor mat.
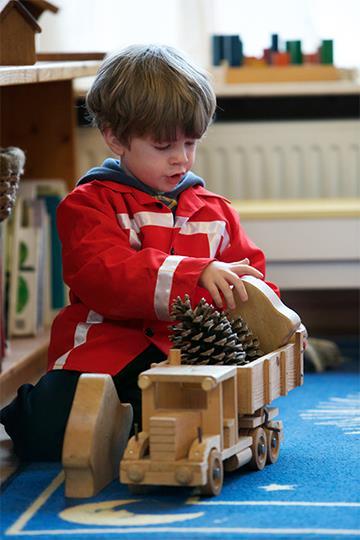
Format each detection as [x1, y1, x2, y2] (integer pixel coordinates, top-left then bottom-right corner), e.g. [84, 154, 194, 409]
[1, 368, 359, 540]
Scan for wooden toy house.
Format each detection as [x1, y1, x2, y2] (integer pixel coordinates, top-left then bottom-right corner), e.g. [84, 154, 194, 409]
[0, 0, 41, 65]
[20, 0, 59, 21]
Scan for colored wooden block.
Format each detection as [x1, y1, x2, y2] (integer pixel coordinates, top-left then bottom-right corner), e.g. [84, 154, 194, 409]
[271, 52, 291, 66]
[303, 52, 320, 64]
[263, 48, 272, 65]
[320, 40, 334, 65]
[286, 40, 303, 64]
[212, 34, 224, 66]
[223, 35, 243, 66]
[271, 34, 279, 52]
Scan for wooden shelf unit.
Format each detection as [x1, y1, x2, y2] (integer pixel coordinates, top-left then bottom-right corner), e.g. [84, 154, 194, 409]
[0, 59, 101, 403]
[0, 60, 101, 86]
[0, 60, 101, 190]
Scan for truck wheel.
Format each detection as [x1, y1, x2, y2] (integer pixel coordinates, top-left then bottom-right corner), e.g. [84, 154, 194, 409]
[200, 449, 223, 496]
[265, 428, 280, 464]
[249, 427, 267, 470]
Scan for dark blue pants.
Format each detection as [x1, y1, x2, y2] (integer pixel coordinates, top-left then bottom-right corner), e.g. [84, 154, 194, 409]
[0, 345, 165, 462]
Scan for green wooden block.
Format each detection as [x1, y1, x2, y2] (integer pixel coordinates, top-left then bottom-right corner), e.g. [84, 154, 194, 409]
[320, 40, 333, 65]
[286, 40, 303, 65]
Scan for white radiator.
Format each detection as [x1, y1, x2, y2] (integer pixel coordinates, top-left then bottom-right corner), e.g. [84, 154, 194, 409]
[76, 128, 113, 179]
[77, 120, 360, 200]
[193, 120, 360, 199]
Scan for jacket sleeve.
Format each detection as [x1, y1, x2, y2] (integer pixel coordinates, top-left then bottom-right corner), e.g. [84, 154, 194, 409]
[57, 186, 212, 321]
[217, 200, 280, 296]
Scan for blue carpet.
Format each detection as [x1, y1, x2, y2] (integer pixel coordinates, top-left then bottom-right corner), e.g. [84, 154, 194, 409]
[1, 366, 359, 540]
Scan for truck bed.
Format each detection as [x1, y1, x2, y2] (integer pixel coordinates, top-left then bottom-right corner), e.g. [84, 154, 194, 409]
[236, 329, 305, 415]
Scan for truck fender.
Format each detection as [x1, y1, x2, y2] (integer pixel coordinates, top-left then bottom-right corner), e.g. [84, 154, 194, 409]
[122, 431, 149, 461]
[188, 435, 221, 463]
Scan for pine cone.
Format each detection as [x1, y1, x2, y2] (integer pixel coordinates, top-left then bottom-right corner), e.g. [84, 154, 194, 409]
[230, 316, 264, 360]
[0, 147, 25, 222]
[170, 295, 247, 366]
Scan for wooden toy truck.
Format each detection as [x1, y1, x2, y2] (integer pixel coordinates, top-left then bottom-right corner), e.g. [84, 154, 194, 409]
[120, 277, 305, 496]
[63, 277, 305, 498]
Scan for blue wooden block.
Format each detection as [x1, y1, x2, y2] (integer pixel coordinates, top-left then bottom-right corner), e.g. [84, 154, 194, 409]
[271, 33, 279, 52]
[212, 34, 224, 66]
[223, 35, 243, 66]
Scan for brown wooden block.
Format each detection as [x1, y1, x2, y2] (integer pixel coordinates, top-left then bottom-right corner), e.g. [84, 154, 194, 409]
[62, 374, 133, 498]
[230, 276, 301, 354]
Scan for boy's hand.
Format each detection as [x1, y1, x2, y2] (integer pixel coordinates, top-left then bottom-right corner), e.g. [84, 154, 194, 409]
[199, 258, 264, 310]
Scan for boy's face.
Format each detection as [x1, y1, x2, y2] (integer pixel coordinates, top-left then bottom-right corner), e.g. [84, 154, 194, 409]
[104, 129, 198, 192]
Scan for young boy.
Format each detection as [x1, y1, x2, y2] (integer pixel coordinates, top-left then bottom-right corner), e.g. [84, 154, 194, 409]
[1, 44, 279, 461]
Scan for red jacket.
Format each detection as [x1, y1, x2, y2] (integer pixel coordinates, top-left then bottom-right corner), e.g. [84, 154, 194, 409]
[48, 180, 279, 374]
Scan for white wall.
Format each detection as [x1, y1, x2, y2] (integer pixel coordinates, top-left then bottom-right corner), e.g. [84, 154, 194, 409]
[36, 0, 210, 66]
[37, 0, 178, 52]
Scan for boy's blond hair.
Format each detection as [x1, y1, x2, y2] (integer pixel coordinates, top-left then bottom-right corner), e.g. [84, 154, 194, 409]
[86, 44, 216, 146]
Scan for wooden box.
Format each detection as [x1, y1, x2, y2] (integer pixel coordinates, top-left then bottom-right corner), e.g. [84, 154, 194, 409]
[226, 65, 342, 84]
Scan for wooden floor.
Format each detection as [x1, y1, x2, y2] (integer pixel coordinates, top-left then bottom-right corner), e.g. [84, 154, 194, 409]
[0, 425, 19, 485]
[0, 329, 49, 408]
[0, 329, 49, 485]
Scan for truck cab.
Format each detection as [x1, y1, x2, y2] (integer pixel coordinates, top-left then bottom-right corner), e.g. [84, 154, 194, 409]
[120, 362, 254, 495]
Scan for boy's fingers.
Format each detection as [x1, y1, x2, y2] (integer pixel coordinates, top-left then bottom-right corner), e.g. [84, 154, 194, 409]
[207, 283, 223, 308]
[247, 267, 264, 278]
[231, 264, 264, 279]
[225, 272, 248, 303]
[218, 278, 236, 310]
[230, 258, 249, 266]
[232, 277, 248, 303]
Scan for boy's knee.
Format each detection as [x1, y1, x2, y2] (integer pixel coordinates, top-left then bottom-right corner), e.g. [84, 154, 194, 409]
[1, 371, 81, 461]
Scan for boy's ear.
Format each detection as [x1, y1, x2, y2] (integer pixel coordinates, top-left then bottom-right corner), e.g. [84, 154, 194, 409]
[103, 128, 126, 156]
